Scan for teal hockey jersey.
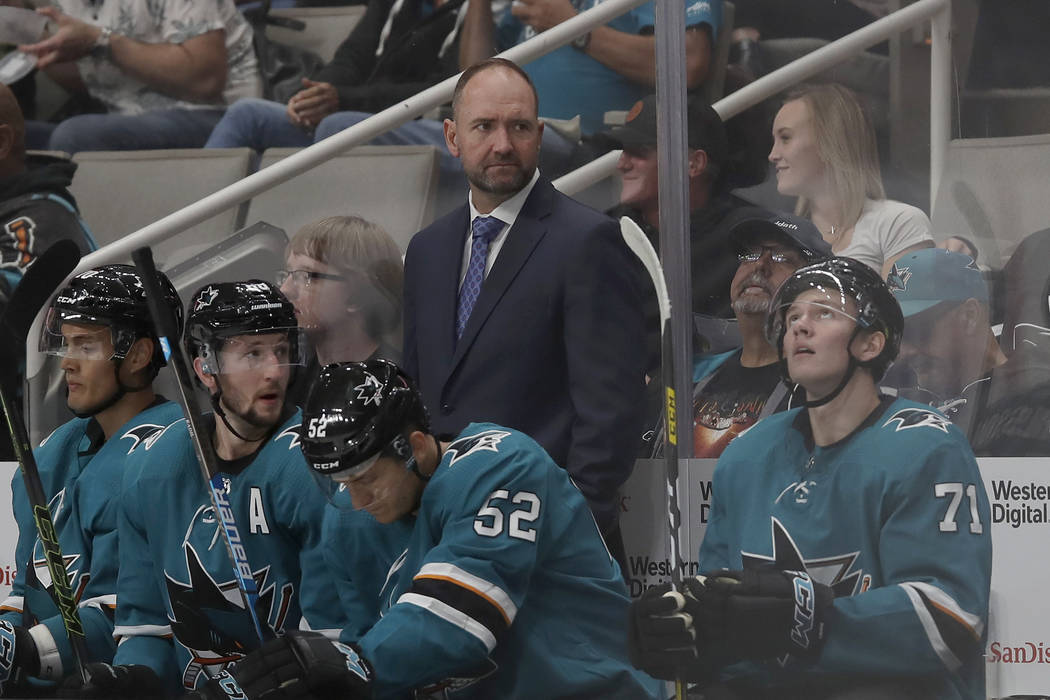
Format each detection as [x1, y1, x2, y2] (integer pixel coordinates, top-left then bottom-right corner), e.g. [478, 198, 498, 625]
[699, 397, 991, 699]
[328, 422, 663, 699]
[111, 410, 346, 693]
[1, 400, 182, 680]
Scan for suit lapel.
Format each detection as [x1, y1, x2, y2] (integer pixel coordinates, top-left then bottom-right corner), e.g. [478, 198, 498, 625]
[447, 178, 554, 373]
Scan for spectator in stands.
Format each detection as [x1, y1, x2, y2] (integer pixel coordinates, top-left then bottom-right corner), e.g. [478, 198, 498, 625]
[402, 59, 645, 572]
[600, 93, 748, 374]
[205, 0, 466, 159]
[456, 0, 721, 170]
[0, 84, 95, 306]
[888, 248, 1005, 438]
[280, 215, 403, 407]
[937, 234, 979, 263]
[769, 83, 933, 278]
[687, 213, 829, 458]
[18, 0, 259, 154]
[0, 83, 97, 460]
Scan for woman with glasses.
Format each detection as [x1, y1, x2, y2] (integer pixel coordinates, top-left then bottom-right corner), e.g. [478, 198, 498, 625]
[278, 215, 403, 405]
[769, 82, 934, 279]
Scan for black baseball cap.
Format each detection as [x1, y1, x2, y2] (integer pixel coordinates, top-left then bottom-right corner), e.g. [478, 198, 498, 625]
[596, 94, 729, 167]
[729, 211, 832, 262]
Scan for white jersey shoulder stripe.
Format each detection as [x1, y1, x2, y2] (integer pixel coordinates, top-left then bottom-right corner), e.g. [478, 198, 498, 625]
[79, 594, 116, 609]
[899, 583, 963, 670]
[0, 596, 24, 613]
[398, 592, 497, 652]
[415, 562, 517, 624]
[113, 623, 174, 639]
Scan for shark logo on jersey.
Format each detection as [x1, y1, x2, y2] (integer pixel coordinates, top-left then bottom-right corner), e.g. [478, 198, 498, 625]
[886, 263, 912, 293]
[193, 286, 220, 312]
[354, 372, 384, 406]
[742, 517, 865, 600]
[445, 430, 511, 466]
[275, 424, 303, 450]
[30, 489, 89, 602]
[883, 408, 951, 434]
[120, 423, 170, 454]
[742, 518, 868, 667]
[166, 504, 293, 689]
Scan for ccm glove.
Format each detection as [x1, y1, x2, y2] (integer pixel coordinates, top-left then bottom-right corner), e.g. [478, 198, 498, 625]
[0, 621, 39, 696]
[184, 630, 373, 700]
[56, 662, 167, 698]
[626, 578, 721, 682]
[699, 568, 834, 663]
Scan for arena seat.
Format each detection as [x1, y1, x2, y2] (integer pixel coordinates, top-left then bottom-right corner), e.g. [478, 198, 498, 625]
[265, 5, 367, 63]
[244, 145, 441, 251]
[931, 133, 1050, 269]
[67, 148, 254, 267]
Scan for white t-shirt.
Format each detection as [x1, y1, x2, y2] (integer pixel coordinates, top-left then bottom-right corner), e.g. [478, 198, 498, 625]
[835, 198, 933, 272]
[58, 0, 261, 114]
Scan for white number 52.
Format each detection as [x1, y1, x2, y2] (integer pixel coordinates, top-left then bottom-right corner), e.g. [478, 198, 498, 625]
[474, 489, 541, 542]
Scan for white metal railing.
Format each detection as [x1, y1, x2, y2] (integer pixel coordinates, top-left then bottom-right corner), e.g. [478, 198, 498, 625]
[553, 0, 951, 198]
[25, 0, 951, 376]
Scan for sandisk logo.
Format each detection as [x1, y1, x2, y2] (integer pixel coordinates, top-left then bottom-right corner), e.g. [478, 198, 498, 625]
[988, 641, 1050, 664]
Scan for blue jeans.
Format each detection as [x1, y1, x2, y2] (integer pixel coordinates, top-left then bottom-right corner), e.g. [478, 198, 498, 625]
[28, 108, 226, 154]
[205, 98, 579, 212]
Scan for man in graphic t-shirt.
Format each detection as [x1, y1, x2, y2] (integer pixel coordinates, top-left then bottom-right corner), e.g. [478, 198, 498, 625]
[689, 212, 830, 457]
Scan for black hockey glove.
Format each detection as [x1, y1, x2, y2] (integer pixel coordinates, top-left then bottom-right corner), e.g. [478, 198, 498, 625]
[0, 621, 40, 696]
[698, 568, 834, 664]
[626, 578, 721, 683]
[55, 662, 168, 698]
[183, 630, 373, 700]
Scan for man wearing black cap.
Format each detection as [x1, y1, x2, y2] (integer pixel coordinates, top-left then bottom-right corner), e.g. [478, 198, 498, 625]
[605, 94, 751, 323]
[675, 212, 830, 457]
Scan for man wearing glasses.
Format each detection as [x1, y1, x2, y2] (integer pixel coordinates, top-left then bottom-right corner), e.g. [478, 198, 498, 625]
[685, 212, 830, 457]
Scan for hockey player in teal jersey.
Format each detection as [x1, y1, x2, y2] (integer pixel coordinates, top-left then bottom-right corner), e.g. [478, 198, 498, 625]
[186, 359, 663, 700]
[628, 257, 992, 699]
[64, 281, 346, 697]
[0, 265, 183, 694]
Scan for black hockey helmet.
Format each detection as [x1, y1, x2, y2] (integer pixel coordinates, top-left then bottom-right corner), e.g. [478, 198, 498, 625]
[41, 264, 182, 376]
[301, 360, 430, 482]
[184, 280, 302, 374]
[766, 257, 903, 403]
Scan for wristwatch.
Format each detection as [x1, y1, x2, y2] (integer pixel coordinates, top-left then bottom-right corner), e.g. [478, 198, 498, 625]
[571, 30, 591, 52]
[92, 26, 113, 58]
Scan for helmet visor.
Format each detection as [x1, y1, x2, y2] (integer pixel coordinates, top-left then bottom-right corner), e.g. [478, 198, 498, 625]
[308, 451, 381, 510]
[40, 308, 136, 361]
[210, 327, 307, 375]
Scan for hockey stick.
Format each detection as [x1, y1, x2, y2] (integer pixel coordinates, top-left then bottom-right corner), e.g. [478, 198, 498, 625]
[0, 239, 90, 683]
[130, 247, 271, 645]
[620, 217, 686, 700]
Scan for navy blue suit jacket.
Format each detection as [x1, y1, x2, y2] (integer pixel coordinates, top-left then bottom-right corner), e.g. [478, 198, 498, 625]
[402, 176, 646, 531]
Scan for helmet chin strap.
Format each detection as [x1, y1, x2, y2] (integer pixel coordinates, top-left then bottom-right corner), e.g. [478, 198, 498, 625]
[209, 378, 270, 444]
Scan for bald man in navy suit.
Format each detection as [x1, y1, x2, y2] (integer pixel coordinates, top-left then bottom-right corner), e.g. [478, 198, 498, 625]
[402, 58, 645, 567]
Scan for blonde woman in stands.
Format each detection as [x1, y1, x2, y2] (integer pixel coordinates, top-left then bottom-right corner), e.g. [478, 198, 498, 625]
[278, 215, 403, 405]
[769, 82, 934, 278]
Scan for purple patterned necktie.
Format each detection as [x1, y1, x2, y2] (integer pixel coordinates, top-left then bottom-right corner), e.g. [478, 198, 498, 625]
[456, 215, 503, 339]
